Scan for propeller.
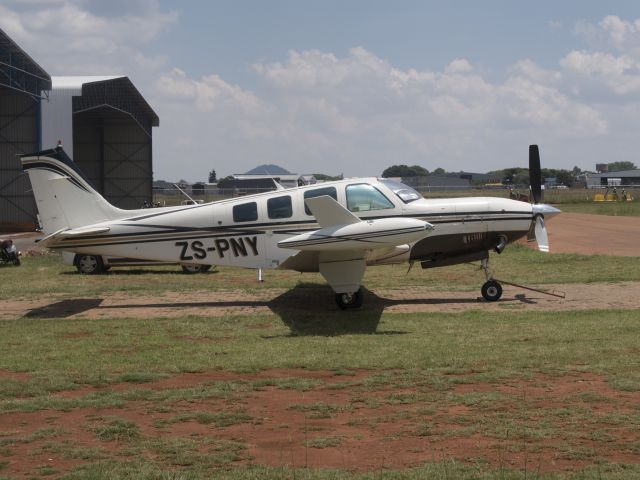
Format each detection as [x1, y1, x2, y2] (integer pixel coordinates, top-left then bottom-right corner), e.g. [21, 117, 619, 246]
[526, 145, 559, 252]
[529, 145, 542, 204]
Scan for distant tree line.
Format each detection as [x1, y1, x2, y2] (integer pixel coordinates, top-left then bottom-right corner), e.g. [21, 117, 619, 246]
[607, 161, 637, 172]
[380, 160, 637, 188]
[381, 165, 446, 177]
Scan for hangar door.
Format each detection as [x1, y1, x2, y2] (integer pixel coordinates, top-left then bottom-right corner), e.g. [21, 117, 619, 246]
[73, 109, 152, 210]
[0, 86, 39, 230]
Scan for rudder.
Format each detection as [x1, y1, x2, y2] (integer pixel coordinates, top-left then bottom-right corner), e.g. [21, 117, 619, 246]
[21, 146, 127, 235]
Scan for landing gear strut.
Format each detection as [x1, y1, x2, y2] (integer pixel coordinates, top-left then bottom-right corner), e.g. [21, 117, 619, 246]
[335, 288, 364, 310]
[480, 258, 503, 302]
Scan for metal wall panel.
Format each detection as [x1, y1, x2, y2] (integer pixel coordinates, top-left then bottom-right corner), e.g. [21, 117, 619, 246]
[40, 87, 74, 153]
[73, 113, 152, 209]
[0, 86, 39, 231]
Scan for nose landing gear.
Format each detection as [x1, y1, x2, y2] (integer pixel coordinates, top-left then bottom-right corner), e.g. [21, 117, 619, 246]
[480, 257, 503, 302]
[335, 288, 364, 310]
[481, 279, 503, 302]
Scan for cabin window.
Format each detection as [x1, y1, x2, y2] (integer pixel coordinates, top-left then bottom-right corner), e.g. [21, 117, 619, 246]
[304, 187, 337, 215]
[346, 184, 395, 212]
[267, 195, 292, 219]
[233, 202, 258, 222]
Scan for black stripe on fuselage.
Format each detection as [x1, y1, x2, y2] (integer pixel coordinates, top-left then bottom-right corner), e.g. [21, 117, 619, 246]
[47, 212, 533, 250]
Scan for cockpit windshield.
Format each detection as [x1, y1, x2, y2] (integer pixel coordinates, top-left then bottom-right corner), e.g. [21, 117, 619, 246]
[378, 179, 422, 203]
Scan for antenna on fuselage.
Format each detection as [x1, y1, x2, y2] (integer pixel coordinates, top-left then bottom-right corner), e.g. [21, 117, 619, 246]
[173, 183, 197, 204]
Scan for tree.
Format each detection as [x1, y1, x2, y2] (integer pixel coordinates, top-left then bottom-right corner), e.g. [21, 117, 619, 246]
[313, 173, 343, 181]
[608, 161, 637, 172]
[381, 164, 429, 177]
[555, 170, 575, 187]
[433, 167, 445, 175]
[208, 169, 217, 183]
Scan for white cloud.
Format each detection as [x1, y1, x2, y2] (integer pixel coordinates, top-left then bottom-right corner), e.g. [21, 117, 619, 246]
[155, 68, 265, 114]
[561, 15, 640, 97]
[0, 0, 178, 75]
[154, 47, 610, 179]
[3, 5, 640, 179]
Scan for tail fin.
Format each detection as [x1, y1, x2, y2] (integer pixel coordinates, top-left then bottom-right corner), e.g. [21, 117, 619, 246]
[21, 146, 127, 234]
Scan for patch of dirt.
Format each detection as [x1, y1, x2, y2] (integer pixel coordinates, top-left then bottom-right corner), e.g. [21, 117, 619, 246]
[1, 369, 639, 477]
[538, 213, 640, 256]
[3, 280, 640, 321]
[0, 368, 30, 381]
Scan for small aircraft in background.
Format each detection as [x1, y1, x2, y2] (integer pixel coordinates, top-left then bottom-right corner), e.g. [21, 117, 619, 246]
[21, 145, 559, 309]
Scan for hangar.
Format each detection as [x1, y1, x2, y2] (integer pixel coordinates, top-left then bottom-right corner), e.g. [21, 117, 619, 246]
[0, 28, 51, 231]
[586, 170, 640, 188]
[1, 28, 159, 231]
[42, 76, 159, 210]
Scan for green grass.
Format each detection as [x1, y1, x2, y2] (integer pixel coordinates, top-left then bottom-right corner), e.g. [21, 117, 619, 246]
[1, 309, 639, 377]
[3, 247, 640, 302]
[57, 461, 640, 479]
[156, 410, 253, 428]
[91, 417, 140, 442]
[1, 253, 640, 478]
[304, 435, 342, 449]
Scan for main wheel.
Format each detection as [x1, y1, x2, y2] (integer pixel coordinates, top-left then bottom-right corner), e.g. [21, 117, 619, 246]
[481, 280, 503, 302]
[335, 288, 364, 310]
[181, 264, 211, 274]
[11, 256, 20, 266]
[76, 254, 104, 274]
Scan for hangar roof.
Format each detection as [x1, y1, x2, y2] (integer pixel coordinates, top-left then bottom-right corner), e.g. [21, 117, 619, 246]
[588, 170, 640, 178]
[0, 27, 51, 96]
[53, 75, 159, 136]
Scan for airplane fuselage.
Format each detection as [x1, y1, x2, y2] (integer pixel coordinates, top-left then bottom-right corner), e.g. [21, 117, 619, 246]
[44, 178, 534, 271]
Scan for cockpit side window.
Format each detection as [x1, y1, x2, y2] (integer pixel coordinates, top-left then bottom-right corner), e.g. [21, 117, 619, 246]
[267, 195, 292, 219]
[303, 187, 337, 215]
[233, 202, 258, 222]
[346, 184, 395, 212]
[379, 179, 422, 203]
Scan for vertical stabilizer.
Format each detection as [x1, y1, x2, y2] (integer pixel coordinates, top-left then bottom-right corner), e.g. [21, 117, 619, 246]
[21, 147, 127, 234]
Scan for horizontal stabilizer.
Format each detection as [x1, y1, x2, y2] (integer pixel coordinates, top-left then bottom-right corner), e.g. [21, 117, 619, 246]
[39, 226, 111, 248]
[305, 196, 360, 228]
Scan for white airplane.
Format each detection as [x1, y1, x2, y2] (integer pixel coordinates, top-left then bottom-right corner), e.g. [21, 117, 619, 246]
[21, 145, 559, 309]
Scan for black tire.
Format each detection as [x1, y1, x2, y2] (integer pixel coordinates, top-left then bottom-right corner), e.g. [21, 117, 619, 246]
[181, 264, 211, 274]
[12, 256, 20, 266]
[481, 280, 503, 302]
[335, 288, 364, 310]
[76, 254, 104, 274]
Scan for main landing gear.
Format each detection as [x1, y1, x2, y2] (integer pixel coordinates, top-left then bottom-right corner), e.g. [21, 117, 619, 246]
[335, 288, 364, 310]
[480, 258, 503, 302]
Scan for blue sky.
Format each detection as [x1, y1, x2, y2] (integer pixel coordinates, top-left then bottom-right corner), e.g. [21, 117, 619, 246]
[2, 1, 640, 180]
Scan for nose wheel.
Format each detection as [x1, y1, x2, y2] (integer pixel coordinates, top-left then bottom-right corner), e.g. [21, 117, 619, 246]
[480, 257, 503, 302]
[481, 280, 503, 302]
[335, 288, 364, 310]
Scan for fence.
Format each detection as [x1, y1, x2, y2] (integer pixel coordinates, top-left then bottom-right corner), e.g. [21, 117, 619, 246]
[152, 185, 640, 208]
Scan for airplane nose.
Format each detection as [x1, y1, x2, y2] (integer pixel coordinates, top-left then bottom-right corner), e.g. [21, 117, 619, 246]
[532, 204, 561, 219]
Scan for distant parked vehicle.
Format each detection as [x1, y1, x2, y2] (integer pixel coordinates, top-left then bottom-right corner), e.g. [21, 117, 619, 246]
[62, 252, 211, 275]
[0, 239, 21, 266]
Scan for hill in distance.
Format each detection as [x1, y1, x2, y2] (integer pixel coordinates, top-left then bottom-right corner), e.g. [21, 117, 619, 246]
[245, 164, 291, 175]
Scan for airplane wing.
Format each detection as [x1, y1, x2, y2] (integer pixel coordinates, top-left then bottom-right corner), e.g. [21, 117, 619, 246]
[278, 196, 432, 295]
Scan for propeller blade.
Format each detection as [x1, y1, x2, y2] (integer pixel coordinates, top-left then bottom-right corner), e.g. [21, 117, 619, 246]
[529, 145, 542, 204]
[534, 215, 549, 252]
[526, 221, 536, 242]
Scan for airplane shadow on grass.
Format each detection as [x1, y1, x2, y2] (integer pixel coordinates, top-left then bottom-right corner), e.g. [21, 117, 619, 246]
[22, 284, 527, 336]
